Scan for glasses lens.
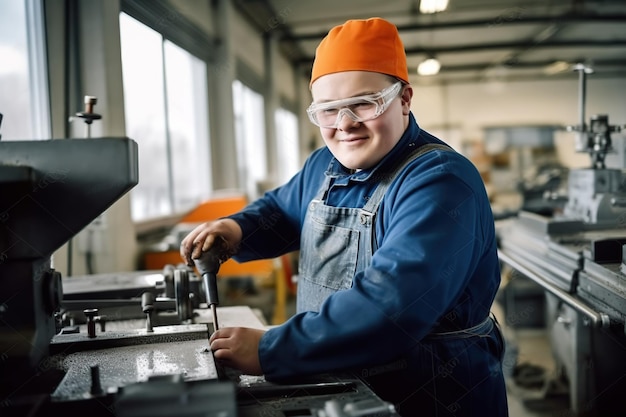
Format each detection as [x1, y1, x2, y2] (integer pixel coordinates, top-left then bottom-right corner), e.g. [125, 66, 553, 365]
[307, 82, 402, 128]
[347, 101, 378, 119]
[311, 102, 376, 127]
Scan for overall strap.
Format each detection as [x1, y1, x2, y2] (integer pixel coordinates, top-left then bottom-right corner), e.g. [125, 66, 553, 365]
[313, 171, 335, 201]
[362, 143, 453, 214]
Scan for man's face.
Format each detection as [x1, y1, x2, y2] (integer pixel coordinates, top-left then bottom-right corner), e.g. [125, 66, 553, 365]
[310, 71, 412, 170]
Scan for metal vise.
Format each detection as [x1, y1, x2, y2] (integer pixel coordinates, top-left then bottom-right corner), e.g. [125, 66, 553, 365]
[0, 138, 138, 386]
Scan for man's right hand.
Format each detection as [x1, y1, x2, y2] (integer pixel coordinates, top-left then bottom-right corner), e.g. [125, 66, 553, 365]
[179, 218, 243, 266]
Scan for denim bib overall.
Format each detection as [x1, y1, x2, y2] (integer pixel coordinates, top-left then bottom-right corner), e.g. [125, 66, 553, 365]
[296, 143, 508, 416]
[297, 143, 450, 312]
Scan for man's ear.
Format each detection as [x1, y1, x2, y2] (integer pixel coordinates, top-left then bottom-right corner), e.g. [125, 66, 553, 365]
[400, 85, 413, 115]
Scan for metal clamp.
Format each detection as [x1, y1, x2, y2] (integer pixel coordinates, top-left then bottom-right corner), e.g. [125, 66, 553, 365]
[498, 249, 610, 328]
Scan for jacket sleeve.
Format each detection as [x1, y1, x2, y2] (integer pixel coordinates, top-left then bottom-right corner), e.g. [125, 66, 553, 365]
[258, 149, 500, 380]
[228, 148, 330, 261]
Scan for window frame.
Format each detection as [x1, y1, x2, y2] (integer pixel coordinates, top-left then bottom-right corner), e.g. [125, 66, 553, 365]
[119, 2, 215, 222]
[0, 0, 51, 140]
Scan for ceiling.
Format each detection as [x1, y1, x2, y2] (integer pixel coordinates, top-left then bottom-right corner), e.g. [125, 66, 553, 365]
[233, 0, 626, 85]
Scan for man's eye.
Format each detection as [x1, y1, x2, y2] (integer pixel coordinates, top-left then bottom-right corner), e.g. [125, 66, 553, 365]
[350, 102, 373, 109]
[322, 108, 339, 114]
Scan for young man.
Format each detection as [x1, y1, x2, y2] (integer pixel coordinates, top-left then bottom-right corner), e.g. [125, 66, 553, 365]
[181, 17, 508, 416]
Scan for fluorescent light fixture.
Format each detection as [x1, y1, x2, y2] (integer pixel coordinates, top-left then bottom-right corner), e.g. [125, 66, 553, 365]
[544, 60, 571, 75]
[418, 57, 441, 75]
[420, 0, 449, 14]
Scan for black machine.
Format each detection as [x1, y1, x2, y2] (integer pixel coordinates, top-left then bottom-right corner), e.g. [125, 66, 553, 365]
[0, 137, 397, 417]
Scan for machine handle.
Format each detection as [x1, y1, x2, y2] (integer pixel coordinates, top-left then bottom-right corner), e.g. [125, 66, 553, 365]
[498, 249, 610, 328]
[203, 273, 219, 306]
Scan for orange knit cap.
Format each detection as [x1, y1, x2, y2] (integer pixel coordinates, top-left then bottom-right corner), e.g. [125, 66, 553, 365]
[310, 17, 409, 86]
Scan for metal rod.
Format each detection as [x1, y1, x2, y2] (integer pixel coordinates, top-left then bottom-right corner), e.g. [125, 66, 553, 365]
[572, 62, 594, 153]
[498, 249, 610, 328]
[63, 298, 177, 311]
[211, 304, 219, 331]
[577, 64, 586, 135]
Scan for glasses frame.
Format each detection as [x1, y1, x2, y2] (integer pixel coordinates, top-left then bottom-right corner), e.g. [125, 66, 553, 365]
[306, 82, 403, 129]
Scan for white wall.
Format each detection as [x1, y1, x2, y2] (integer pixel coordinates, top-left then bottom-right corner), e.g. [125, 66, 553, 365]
[411, 76, 626, 167]
[275, 49, 297, 104]
[233, 10, 265, 78]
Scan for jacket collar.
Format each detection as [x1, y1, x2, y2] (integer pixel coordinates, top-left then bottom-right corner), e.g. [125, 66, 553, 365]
[325, 112, 424, 182]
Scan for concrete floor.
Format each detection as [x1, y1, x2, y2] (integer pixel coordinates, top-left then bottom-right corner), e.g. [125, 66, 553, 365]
[492, 302, 572, 417]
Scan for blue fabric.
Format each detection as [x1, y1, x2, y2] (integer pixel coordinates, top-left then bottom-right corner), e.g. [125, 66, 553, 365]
[228, 113, 507, 416]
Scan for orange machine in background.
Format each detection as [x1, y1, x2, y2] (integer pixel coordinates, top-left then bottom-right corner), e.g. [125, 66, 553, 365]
[143, 194, 294, 324]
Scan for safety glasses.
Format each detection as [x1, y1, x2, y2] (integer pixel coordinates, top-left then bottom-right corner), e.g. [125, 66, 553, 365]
[306, 82, 402, 129]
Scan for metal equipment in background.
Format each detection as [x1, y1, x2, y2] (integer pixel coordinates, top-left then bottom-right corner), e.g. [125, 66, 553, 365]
[74, 95, 102, 138]
[497, 64, 626, 416]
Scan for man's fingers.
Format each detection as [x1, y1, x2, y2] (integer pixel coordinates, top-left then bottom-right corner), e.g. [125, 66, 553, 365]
[180, 237, 191, 263]
[210, 331, 234, 358]
[200, 234, 216, 254]
[182, 232, 215, 264]
[209, 328, 231, 344]
[189, 233, 216, 260]
[212, 347, 232, 361]
[180, 230, 202, 265]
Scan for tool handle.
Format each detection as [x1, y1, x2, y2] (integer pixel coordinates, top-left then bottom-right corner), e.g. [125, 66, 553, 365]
[192, 236, 230, 275]
[203, 273, 219, 306]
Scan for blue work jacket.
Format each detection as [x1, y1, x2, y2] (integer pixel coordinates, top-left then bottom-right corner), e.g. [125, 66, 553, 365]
[229, 112, 502, 382]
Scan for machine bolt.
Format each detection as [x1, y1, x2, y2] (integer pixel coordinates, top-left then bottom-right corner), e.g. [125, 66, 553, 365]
[90, 364, 103, 395]
[84, 308, 99, 338]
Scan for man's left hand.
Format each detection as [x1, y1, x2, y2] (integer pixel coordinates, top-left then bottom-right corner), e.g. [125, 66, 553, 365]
[209, 327, 265, 375]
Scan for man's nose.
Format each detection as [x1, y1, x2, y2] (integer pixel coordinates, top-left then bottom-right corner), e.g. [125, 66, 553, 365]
[335, 108, 360, 130]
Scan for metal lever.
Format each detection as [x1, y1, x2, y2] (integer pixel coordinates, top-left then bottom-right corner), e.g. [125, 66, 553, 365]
[498, 249, 610, 328]
[193, 237, 231, 331]
[142, 292, 155, 332]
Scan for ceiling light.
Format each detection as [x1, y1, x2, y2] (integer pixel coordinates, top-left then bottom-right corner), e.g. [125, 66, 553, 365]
[544, 61, 571, 75]
[420, 0, 449, 14]
[418, 57, 441, 76]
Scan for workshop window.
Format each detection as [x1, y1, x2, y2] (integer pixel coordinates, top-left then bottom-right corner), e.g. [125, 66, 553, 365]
[0, 0, 50, 140]
[119, 12, 211, 221]
[232, 80, 267, 200]
[275, 107, 300, 184]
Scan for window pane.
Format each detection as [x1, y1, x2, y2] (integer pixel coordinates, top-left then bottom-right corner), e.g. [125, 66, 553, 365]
[275, 108, 300, 184]
[232, 80, 266, 199]
[0, 0, 49, 140]
[164, 40, 211, 213]
[120, 13, 170, 220]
